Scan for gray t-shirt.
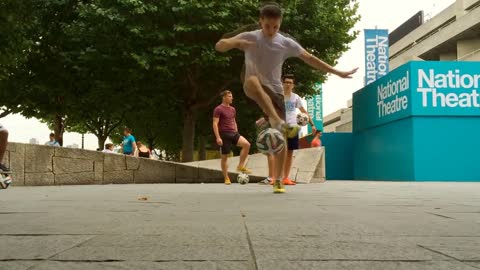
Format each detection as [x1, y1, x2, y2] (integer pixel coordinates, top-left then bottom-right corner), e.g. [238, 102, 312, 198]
[236, 30, 304, 94]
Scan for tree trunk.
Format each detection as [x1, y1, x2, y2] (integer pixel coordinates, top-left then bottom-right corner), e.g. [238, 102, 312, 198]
[198, 135, 206, 161]
[97, 135, 108, 151]
[181, 109, 196, 162]
[147, 138, 155, 152]
[54, 114, 65, 146]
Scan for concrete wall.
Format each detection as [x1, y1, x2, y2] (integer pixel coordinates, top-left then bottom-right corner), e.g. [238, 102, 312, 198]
[324, 108, 353, 133]
[440, 52, 458, 60]
[458, 38, 480, 60]
[4, 143, 263, 186]
[390, 2, 456, 60]
[390, 0, 480, 70]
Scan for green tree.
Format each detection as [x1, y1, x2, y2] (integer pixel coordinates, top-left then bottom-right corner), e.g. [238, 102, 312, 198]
[0, 0, 86, 146]
[166, 0, 360, 161]
[1, 0, 359, 160]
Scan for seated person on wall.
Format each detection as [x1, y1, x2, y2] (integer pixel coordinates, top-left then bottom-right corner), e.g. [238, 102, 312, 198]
[136, 141, 151, 158]
[102, 143, 115, 154]
[45, 133, 60, 147]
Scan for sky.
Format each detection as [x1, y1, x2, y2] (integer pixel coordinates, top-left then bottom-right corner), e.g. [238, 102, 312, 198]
[1, 0, 456, 150]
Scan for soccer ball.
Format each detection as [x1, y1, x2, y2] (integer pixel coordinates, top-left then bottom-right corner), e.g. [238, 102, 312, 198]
[296, 113, 309, 126]
[256, 128, 285, 154]
[237, 173, 249, 185]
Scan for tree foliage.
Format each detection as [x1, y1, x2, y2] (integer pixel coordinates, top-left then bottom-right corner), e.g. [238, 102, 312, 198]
[0, 0, 359, 160]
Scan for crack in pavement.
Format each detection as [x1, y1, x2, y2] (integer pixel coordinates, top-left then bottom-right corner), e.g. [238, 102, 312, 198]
[426, 212, 455, 219]
[22, 236, 98, 270]
[240, 210, 259, 270]
[0, 212, 48, 215]
[0, 234, 101, 236]
[417, 244, 480, 269]
[1, 259, 250, 262]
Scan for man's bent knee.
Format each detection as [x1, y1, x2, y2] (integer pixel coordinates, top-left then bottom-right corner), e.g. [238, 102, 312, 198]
[240, 141, 251, 149]
[237, 137, 250, 148]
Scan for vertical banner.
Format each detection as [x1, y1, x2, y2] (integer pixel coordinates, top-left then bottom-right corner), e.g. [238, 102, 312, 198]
[307, 83, 323, 133]
[364, 29, 389, 85]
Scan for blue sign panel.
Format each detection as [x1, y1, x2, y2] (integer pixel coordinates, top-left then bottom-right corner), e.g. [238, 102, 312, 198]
[353, 61, 480, 181]
[307, 83, 323, 133]
[353, 63, 412, 132]
[364, 29, 389, 85]
[410, 61, 480, 116]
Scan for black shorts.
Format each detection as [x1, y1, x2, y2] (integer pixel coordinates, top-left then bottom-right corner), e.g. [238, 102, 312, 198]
[287, 135, 299, 150]
[220, 132, 241, 155]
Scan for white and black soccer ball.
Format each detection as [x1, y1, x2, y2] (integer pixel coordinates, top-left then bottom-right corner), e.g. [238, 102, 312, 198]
[237, 173, 249, 185]
[256, 128, 285, 154]
[296, 113, 309, 126]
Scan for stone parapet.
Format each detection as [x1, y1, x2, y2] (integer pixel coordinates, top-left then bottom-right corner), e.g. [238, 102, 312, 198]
[4, 143, 266, 186]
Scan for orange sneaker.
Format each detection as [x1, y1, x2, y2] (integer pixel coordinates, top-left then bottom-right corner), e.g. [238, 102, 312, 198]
[282, 178, 296, 185]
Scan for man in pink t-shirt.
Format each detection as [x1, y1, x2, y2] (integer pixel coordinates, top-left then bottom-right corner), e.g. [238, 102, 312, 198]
[213, 90, 252, 185]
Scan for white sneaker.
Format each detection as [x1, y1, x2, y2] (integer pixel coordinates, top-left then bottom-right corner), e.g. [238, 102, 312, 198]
[0, 175, 12, 189]
[258, 178, 273, 185]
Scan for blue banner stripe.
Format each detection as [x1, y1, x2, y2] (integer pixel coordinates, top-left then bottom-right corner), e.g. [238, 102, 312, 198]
[364, 29, 390, 85]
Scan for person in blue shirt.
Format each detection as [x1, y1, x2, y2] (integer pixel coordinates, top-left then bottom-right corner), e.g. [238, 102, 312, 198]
[121, 128, 137, 156]
[45, 133, 60, 147]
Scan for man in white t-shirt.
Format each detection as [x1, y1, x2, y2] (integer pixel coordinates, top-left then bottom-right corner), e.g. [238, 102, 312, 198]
[282, 74, 316, 185]
[215, 3, 357, 193]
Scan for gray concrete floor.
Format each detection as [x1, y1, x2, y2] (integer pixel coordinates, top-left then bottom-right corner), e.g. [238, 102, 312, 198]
[1, 182, 480, 270]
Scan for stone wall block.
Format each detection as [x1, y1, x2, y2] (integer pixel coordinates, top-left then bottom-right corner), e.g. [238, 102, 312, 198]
[25, 172, 54, 186]
[104, 170, 134, 184]
[104, 154, 126, 171]
[25, 145, 55, 173]
[53, 157, 94, 174]
[134, 159, 175, 184]
[55, 172, 96, 185]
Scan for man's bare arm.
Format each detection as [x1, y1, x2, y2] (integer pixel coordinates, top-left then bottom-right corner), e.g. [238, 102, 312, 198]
[215, 37, 254, 52]
[212, 117, 221, 139]
[299, 50, 358, 78]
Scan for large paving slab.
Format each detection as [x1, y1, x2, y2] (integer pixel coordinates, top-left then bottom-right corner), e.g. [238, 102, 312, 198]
[0, 182, 480, 270]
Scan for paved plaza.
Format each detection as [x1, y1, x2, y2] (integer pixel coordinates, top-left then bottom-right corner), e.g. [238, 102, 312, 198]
[1, 182, 480, 270]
